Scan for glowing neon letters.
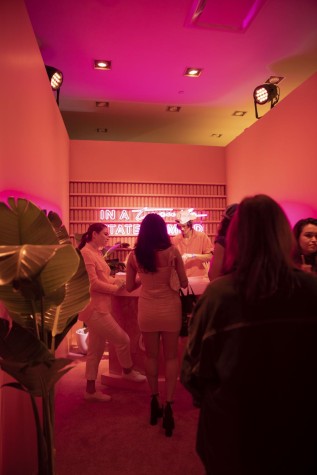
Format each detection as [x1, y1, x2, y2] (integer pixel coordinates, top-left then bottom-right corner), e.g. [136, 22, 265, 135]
[99, 207, 206, 236]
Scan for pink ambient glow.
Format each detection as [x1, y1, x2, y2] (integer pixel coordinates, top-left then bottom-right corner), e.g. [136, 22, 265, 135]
[0, 189, 62, 218]
[280, 201, 317, 228]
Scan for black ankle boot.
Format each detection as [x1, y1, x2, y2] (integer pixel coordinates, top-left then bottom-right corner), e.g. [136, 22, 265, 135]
[150, 394, 163, 425]
[162, 401, 175, 437]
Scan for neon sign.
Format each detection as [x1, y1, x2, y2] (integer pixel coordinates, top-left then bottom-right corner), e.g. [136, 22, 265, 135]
[99, 207, 177, 221]
[99, 208, 206, 236]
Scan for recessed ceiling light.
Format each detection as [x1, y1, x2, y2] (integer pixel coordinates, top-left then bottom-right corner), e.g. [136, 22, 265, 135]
[166, 106, 181, 112]
[265, 75, 284, 85]
[96, 101, 109, 107]
[210, 133, 222, 138]
[232, 111, 247, 116]
[94, 60, 112, 70]
[97, 128, 107, 133]
[184, 67, 202, 77]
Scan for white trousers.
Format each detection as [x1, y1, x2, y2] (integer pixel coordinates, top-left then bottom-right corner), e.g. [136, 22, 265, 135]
[85, 311, 133, 380]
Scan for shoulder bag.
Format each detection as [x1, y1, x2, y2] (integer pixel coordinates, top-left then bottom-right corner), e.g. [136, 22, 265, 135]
[179, 285, 197, 337]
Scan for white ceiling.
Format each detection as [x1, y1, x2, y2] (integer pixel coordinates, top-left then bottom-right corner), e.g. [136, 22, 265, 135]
[25, 0, 317, 146]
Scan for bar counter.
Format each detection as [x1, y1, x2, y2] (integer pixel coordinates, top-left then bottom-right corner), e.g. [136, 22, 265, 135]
[101, 276, 210, 389]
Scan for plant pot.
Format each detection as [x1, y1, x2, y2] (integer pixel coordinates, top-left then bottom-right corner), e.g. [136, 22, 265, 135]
[76, 328, 89, 354]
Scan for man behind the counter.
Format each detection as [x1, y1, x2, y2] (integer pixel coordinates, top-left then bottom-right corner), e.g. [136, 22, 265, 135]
[171, 209, 213, 277]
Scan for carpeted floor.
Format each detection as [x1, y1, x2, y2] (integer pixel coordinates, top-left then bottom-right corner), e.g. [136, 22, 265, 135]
[54, 356, 206, 475]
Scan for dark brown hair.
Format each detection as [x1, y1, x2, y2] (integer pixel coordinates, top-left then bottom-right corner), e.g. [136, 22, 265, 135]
[292, 217, 317, 269]
[135, 213, 171, 272]
[224, 194, 295, 302]
[78, 223, 107, 250]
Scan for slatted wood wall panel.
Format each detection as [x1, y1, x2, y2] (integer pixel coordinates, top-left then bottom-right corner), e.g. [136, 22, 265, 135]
[69, 181, 227, 251]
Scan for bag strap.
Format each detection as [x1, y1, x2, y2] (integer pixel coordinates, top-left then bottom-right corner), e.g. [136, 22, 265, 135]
[187, 284, 196, 296]
[179, 285, 196, 297]
[179, 288, 185, 297]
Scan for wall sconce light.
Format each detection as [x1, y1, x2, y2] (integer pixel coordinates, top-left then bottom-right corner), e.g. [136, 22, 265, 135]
[45, 65, 63, 105]
[253, 83, 280, 119]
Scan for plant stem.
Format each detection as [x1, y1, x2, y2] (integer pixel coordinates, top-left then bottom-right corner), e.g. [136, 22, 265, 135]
[30, 393, 50, 475]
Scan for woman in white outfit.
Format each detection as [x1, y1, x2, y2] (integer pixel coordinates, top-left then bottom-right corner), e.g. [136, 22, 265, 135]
[78, 223, 146, 402]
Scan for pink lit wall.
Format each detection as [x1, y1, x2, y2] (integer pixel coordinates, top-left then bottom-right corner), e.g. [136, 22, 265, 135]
[1, 2, 70, 474]
[0, 0, 70, 224]
[70, 141, 226, 183]
[226, 72, 317, 226]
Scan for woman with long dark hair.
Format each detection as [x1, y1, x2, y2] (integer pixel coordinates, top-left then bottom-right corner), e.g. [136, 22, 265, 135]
[181, 194, 317, 475]
[78, 223, 146, 402]
[126, 213, 188, 436]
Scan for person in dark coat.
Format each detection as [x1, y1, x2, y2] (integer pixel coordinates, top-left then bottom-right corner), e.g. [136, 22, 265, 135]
[181, 194, 317, 475]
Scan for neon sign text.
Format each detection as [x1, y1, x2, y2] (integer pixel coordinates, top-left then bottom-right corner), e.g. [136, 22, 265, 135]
[99, 208, 206, 236]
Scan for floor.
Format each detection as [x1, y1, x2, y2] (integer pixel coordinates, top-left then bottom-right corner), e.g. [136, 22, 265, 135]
[54, 354, 206, 475]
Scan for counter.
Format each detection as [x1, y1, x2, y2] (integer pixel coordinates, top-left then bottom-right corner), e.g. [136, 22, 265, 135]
[101, 276, 210, 389]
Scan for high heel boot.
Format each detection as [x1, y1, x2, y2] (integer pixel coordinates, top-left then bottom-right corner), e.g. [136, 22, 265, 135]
[162, 401, 175, 437]
[150, 394, 163, 425]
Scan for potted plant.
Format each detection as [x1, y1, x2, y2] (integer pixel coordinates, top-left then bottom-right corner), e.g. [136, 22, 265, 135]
[0, 197, 90, 475]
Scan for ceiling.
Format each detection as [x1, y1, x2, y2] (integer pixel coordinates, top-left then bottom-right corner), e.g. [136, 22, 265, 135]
[25, 0, 317, 147]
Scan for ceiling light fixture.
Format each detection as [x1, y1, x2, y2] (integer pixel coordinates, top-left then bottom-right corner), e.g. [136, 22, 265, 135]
[184, 67, 202, 77]
[166, 106, 181, 112]
[253, 83, 280, 119]
[232, 111, 247, 117]
[94, 60, 112, 70]
[96, 101, 109, 108]
[45, 65, 63, 105]
[265, 75, 284, 85]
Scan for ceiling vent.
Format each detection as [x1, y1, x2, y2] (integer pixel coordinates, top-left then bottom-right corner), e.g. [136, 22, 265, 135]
[186, 0, 268, 33]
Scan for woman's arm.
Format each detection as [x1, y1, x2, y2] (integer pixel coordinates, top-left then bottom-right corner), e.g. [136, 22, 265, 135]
[174, 247, 188, 288]
[125, 251, 141, 292]
[208, 243, 225, 281]
[85, 262, 123, 293]
[82, 251, 122, 294]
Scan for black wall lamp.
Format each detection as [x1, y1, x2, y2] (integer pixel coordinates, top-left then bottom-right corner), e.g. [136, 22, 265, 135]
[253, 83, 280, 119]
[45, 65, 63, 105]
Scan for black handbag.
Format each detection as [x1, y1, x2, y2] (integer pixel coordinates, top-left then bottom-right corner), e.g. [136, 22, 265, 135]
[179, 285, 197, 337]
[180, 285, 197, 315]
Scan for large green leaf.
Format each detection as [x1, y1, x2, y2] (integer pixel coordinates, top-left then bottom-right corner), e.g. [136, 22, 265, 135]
[0, 198, 58, 246]
[43, 251, 90, 336]
[0, 245, 57, 284]
[0, 320, 73, 397]
[0, 319, 48, 361]
[0, 197, 89, 339]
[0, 359, 73, 397]
[0, 244, 79, 322]
[0, 284, 66, 324]
[47, 211, 72, 245]
[38, 245, 79, 295]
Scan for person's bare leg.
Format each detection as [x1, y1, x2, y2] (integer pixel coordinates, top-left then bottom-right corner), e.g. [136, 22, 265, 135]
[161, 331, 179, 402]
[142, 332, 163, 424]
[142, 332, 161, 394]
[161, 331, 179, 436]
